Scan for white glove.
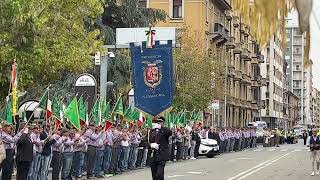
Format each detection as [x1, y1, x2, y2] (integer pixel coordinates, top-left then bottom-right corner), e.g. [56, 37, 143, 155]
[150, 143, 159, 150]
[23, 128, 29, 134]
[152, 123, 161, 129]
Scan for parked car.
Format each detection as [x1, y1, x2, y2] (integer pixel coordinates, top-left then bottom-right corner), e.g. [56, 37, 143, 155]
[198, 138, 219, 158]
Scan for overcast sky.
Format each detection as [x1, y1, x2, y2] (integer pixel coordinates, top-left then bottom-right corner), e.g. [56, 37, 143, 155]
[310, 0, 320, 89]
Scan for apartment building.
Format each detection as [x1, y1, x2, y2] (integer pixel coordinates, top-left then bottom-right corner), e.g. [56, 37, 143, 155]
[285, 11, 313, 126]
[146, 0, 264, 127]
[260, 32, 286, 129]
[312, 88, 320, 126]
[283, 91, 300, 129]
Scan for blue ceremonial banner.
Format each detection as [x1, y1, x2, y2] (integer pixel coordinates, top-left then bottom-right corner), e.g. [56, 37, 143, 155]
[130, 41, 174, 116]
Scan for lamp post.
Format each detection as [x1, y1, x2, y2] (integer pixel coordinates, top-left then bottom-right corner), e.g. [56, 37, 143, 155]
[100, 52, 115, 100]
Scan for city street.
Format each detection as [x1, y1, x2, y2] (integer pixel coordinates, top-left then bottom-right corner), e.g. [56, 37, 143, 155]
[107, 140, 314, 180]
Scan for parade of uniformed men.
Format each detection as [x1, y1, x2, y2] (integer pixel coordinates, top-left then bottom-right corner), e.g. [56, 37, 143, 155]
[1, 1, 320, 180]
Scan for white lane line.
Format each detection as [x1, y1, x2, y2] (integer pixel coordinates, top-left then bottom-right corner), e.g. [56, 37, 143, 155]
[267, 148, 276, 152]
[227, 152, 293, 180]
[237, 152, 292, 180]
[237, 158, 254, 160]
[187, 171, 203, 175]
[294, 149, 302, 152]
[280, 149, 288, 152]
[253, 149, 263, 152]
[226, 157, 277, 180]
[168, 175, 185, 178]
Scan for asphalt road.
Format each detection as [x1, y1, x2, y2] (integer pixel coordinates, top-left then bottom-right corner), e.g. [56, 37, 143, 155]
[104, 140, 316, 180]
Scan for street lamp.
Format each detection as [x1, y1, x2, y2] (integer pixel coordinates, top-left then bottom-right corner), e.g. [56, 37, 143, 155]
[100, 52, 115, 100]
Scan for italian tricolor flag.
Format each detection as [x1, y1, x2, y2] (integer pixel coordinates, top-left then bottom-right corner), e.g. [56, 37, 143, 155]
[146, 27, 156, 48]
[137, 112, 145, 128]
[38, 89, 53, 120]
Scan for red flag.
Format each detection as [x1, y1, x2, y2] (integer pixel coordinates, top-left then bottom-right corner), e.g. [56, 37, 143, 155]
[137, 112, 145, 128]
[104, 120, 113, 131]
[55, 119, 61, 129]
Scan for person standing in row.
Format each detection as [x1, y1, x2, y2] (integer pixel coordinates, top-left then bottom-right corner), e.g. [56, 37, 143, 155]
[83, 123, 101, 179]
[51, 128, 63, 180]
[307, 129, 320, 176]
[0, 123, 23, 180]
[16, 127, 33, 180]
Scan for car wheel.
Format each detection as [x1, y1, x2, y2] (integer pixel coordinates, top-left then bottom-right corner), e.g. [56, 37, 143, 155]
[206, 154, 214, 158]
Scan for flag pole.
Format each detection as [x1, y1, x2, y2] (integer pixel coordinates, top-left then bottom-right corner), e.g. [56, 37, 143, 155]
[23, 85, 51, 129]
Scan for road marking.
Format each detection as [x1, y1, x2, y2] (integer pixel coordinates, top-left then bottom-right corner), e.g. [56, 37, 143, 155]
[280, 149, 288, 152]
[227, 152, 292, 180]
[237, 158, 254, 160]
[168, 175, 185, 178]
[187, 171, 203, 175]
[294, 149, 302, 152]
[253, 149, 263, 152]
[227, 158, 276, 180]
[236, 152, 292, 180]
[267, 148, 276, 152]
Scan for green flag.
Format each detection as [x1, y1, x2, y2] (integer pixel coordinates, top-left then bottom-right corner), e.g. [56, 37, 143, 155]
[38, 89, 49, 109]
[178, 110, 187, 127]
[5, 96, 13, 124]
[92, 99, 101, 125]
[101, 99, 111, 120]
[143, 114, 153, 128]
[113, 96, 124, 116]
[130, 109, 140, 121]
[64, 97, 80, 131]
[124, 106, 134, 122]
[78, 97, 87, 121]
[164, 113, 171, 128]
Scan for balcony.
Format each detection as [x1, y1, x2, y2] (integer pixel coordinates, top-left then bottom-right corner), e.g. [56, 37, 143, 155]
[234, 70, 242, 80]
[233, 43, 242, 54]
[240, 23, 245, 34]
[261, 78, 267, 86]
[233, 16, 240, 27]
[241, 44, 250, 60]
[226, 36, 236, 49]
[210, 23, 228, 43]
[265, 92, 270, 98]
[251, 57, 258, 64]
[252, 104, 258, 110]
[251, 80, 259, 87]
[244, 26, 249, 37]
[241, 74, 251, 84]
[240, 99, 245, 107]
[226, 10, 232, 20]
[228, 66, 235, 77]
[234, 98, 241, 107]
[258, 54, 264, 63]
[227, 96, 235, 105]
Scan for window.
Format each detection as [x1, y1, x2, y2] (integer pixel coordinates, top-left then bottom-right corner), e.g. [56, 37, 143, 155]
[296, 65, 300, 70]
[138, 0, 147, 7]
[173, 0, 182, 18]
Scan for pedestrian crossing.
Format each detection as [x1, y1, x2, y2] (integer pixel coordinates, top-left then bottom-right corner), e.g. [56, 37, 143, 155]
[250, 147, 308, 152]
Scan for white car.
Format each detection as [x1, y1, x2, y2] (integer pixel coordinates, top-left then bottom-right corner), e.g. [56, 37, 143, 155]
[198, 138, 219, 158]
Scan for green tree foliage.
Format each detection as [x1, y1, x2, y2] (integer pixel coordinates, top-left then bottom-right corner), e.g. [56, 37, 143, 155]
[0, 0, 104, 100]
[100, 0, 167, 44]
[173, 27, 225, 111]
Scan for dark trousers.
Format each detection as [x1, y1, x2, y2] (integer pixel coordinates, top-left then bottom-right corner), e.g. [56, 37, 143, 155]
[16, 161, 31, 180]
[150, 161, 166, 180]
[1, 149, 14, 180]
[52, 151, 62, 180]
[110, 147, 120, 174]
[86, 145, 97, 177]
[176, 142, 183, 160]
[304, 138, 307, 145]
[194, 143, 200, 158]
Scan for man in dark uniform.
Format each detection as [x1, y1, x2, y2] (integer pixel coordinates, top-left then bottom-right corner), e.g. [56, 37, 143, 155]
[148, 116, 172, 180]
[16, 126, 33, 180]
